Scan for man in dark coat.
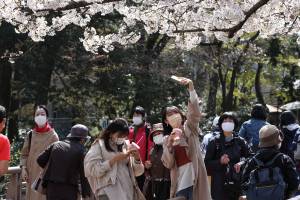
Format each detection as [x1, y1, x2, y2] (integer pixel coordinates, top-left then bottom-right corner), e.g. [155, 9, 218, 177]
[241, 125, 299, 199]
[37, 124, 91, 200]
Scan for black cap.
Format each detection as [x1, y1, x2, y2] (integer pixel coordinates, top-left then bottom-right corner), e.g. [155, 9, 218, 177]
[67, 124, 89, 139]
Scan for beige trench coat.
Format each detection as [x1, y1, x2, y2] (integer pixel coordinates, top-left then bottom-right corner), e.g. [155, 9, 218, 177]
[161, 91, 212, 200]
[20, 129, 59, 200]
[84, 139, 145, 200]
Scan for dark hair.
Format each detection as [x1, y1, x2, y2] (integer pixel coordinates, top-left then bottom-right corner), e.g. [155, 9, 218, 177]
[133, 106, 145, 117]
[280, 111, 297, 126]
[35, 105, 49, 117]
[0, 105, 6, 123]
[251, 104, 268, 120]
[162, 106, 185, 135]
[100, 118, 129, 152]
[67, 137, 82, 142]
[218, 112, 239, 131]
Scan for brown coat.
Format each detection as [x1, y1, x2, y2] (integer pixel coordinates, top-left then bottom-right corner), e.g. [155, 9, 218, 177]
[161, 91, 212, 200]
[20, 129, 59, 200]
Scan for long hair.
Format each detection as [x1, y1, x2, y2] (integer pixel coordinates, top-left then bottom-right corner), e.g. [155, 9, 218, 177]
[98, 118, 129, 152]
[161, 106, 185, 135]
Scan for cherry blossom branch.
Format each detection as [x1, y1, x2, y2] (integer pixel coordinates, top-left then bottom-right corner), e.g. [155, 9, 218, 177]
[173, 0, 270, 37]
[26, 0, 122, 13]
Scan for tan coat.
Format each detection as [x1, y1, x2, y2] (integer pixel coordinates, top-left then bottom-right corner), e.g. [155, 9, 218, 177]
[84, 139, 145, 200]
[20, 129, 59, 200]
[161, 92, 212, 200]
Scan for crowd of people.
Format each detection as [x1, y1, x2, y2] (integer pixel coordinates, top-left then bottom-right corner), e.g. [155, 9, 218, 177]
[0, 77, 300, 200]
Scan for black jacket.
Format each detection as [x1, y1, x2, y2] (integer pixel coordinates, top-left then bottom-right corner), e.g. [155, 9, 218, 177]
[37, 139, 90, 198]
[204, 134, 251, 200]
[242, 148, 299, 198]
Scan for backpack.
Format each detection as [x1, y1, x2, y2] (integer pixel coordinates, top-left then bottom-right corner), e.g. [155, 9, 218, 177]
[246, 153, 286, 200]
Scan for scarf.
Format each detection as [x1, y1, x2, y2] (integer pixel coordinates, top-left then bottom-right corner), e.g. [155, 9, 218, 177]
[33, 122, 52, 133]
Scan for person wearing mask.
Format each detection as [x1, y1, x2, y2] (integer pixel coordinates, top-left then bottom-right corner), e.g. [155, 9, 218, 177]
[240, 125, 298, 200]
[84, 118, 145, 200]
[161, 77, 211, 200]
[128, 106, 153, 191]
[144, 123, 171, 200]
[20, 105, 59, 200]
[205, 112, 251, 200]
[0, 105, 10, 175]
[280, 111, 300, 160]
[239, 104, 269, 152]
[37, 124, 91, 200]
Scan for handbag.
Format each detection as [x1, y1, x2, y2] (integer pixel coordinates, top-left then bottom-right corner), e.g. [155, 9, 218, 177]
[31, 145, 53, 194]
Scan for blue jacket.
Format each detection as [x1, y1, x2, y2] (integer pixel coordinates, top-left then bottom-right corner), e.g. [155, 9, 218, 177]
[239, 119, 269, 150]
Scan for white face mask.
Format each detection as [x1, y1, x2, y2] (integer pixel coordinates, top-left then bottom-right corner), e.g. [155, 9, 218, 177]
[35, 115, 47, 127]
[116, 137, 126, 145]
[221, 122, 235, 132]
[167, 114, 182, 128]
[132, 116, 143, 126]
[153, 134, 164, 145]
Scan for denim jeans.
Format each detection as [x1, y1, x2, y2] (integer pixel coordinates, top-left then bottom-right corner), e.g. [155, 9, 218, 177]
[176, 186, 193, 200]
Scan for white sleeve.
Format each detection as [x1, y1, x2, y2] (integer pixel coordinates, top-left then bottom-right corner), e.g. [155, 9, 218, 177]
[189, 90, 198, 103]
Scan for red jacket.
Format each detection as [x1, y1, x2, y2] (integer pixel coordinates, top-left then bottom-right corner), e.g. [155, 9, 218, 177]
[128, 125, 153, 164]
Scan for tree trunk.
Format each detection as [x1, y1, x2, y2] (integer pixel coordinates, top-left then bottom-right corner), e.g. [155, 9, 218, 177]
[224, 64, 239, 111]
[0, 60, 12, 109]
[206, 69, 219, 116]
[289, 65, 297, 101]
[255, 63, 266, 106]
[218, 66, 227, 111]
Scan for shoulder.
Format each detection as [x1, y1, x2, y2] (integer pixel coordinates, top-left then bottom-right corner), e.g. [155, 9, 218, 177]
[0, 134, 9, 142]
[208, 134, 221, 145]
[50, 129, 59, 137]
[242, 120, 251, 126]
[234, 135, 247, 143]
[87, 140, 102, 154]
[279, 153, 294, 164]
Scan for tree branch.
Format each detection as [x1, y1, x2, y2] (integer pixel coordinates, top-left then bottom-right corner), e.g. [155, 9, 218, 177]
[174, 0, 270, 38]
[26, 0, 122, 13]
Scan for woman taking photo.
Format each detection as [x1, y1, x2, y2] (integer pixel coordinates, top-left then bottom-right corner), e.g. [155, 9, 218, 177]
[161, 77, 211, 200]
[205, 112, 251, 200]
[20, 105, 59, 200]
[84, 118, 145, 200]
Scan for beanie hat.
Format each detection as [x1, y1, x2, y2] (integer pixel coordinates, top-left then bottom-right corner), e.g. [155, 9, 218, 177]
[259, 125, 283, 148]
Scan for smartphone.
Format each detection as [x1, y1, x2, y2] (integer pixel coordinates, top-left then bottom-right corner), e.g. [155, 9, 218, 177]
[171, 75, 183, 83]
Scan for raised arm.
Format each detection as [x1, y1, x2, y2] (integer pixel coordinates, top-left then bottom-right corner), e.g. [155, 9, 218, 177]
[182, 79, 201, 136]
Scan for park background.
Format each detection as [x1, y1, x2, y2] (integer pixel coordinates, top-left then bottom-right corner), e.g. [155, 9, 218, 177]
[0, 0, 299, 198]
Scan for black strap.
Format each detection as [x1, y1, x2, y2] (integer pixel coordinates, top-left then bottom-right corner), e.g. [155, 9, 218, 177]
[27, 130, 33, 152]
[254, 153, 282, 167]
[144, 125, 150, 161]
